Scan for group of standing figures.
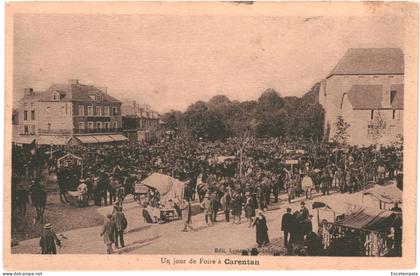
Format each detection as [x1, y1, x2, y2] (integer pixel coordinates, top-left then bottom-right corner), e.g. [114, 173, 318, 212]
[55, 166, 137, 207]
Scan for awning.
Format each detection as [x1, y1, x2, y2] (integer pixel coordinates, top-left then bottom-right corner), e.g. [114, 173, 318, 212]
[334, 207, 402, 231]
[364, 184, 402, 204]
[75, 135, 98, 144]
[13, 136, 36, 144]
[108, 134, 128, 142]
[93, 135, 114, 143]
[37, 135, 69, 146]
[141, 173, 185, 204]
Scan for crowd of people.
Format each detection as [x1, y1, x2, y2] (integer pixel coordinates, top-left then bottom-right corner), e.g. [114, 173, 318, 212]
[11, 133, 403, 255]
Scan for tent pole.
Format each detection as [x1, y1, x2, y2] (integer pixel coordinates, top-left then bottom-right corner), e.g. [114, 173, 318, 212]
[317, 209, 320, 227]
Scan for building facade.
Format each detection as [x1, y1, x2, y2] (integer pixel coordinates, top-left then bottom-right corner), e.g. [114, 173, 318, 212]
[319, 48, 404, 146]
[121, 100, 160, 143]
[15, 79, 127, 145]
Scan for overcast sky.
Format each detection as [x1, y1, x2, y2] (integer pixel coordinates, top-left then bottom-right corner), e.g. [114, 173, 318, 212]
[13, 13, 404, 113]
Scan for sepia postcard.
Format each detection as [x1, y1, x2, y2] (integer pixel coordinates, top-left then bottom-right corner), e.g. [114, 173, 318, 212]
[3, 1, 419, 271]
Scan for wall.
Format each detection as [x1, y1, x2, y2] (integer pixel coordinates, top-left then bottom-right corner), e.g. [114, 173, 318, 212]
[320, 74, 404, 143]
[17, 97, 39, 135]
[341, 96, 403, 146]
[37, 101, 74, 134]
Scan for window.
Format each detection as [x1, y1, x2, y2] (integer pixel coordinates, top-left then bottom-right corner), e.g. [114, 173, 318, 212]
[47, 123, 51, 131]
[96, 95, 103, 101]
[88, 122, 94, 130]
[367, 124, 379, 135]
[78, 105, 85, 116]
[24, 110, 28, 121]
[104, 106, 110, 116]
[392, 110, 396, 120]
[112, 107, 118, 115]
[24, 125, 29, 135]
[96, 122, 101, 130]
[390, 90, 397, 104]
[78, 122, 85, 130]
[52, 92, 60, 101]
[104, 122, 110, 130]
[30, 125, 35, 134]
[389, 125, 396, 134]
[87, 106, 93, 116]
[96, 106, 102, 116]
[112, 121, 118, 129]
[46, 106, 50, 113]
[370, 110, 374, 120]
[31, 110, 35, 120]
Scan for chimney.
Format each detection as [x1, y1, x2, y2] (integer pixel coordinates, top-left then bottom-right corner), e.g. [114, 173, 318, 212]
[24, 88, 34, 96]
[69, 79, 79, 85]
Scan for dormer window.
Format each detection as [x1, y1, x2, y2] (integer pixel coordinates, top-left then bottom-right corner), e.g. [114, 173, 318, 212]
[52, 90, 65, 101]
[52, 91, 60, 101]
[89, 94, 103, 101]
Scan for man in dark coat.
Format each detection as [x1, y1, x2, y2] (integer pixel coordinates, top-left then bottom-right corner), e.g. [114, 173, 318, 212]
[97, 170, 109, 206]
[16, 184, 29, 216]
[39, 223, 61, 254]
[111, 204, 127, 248]
[304, 231, 321, 256]
[210, 191, 219, 223]
[56, 168, 69, 203]
[281, 207, 294, 248]
[299, 201, 309, 222]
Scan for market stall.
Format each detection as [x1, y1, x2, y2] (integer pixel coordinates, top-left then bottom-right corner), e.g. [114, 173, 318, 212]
[317, 206, 402, 256]
[362, 184, 402, 209]
[141, 173, 185, 223]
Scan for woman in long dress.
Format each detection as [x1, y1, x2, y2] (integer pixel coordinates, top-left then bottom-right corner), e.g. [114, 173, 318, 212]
[252, 210, 269, 247]
[100, 214, 115, 254]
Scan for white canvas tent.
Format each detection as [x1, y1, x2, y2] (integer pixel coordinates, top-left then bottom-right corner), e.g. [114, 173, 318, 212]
[141, 173, 185, 204]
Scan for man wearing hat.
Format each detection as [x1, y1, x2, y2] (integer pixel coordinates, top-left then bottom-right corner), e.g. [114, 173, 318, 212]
[39, 223, 61, 254]
[301, 173, 314, 200]
[111, 203, 127, 248]
[299, 201, 309, 222]
[200, 192, 213, 225]
[281, 207, 294, 248]
[220, 188, 231, 223]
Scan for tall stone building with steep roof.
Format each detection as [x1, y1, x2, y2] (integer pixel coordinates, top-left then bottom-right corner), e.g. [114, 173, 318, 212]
[319, 48, 404, 146]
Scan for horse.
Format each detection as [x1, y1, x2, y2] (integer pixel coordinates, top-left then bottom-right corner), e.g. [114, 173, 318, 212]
[196, 181, 208, 203]
[31, 188, 47, 223]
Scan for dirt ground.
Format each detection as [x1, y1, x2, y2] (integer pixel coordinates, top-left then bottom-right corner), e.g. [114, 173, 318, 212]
[11, 173, 104, 242]
[11, 170, 388, 255]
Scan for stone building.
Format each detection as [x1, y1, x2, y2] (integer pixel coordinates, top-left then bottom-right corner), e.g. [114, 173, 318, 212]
[121, 100, 160, 143]
[14, 79, 127, 145]
[319, 48, 404, 146]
